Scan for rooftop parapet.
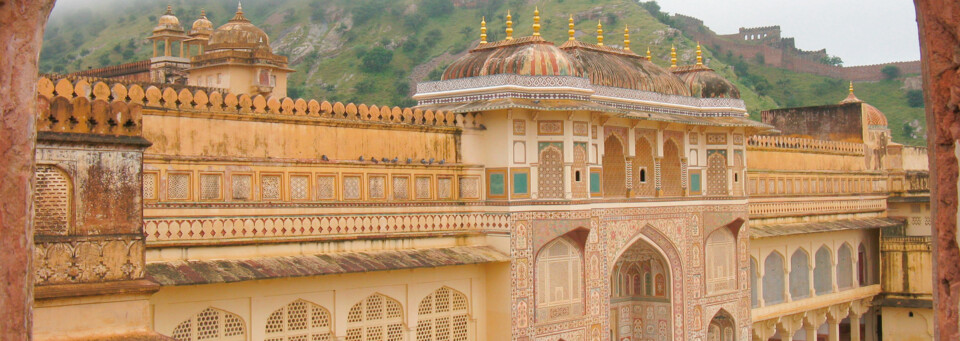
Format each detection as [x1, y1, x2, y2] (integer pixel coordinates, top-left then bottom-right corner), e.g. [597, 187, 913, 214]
[36, 77, 483, 132]
[747, 135, 865, 156]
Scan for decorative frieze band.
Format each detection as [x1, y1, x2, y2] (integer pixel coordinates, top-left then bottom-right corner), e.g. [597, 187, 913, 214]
[144, 213, 511, 242]
[749, 198, 886, 218]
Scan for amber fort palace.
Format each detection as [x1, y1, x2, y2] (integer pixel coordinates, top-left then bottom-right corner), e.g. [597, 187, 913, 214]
[29, 5, 933, 341]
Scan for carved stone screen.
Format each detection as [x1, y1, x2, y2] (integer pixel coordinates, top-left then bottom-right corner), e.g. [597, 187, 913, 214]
[633, 137, 655, 197]
[264, 299, 333, 341]
[345, 294, 404, 341]
[416, 287, 471, 341]
[34, 165, 71, 235]
[171, 307, 246, 341]
[538, 144, 564, 199]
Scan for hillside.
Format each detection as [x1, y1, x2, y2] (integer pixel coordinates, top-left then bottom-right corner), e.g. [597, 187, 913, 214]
[39, 0, 922, 145]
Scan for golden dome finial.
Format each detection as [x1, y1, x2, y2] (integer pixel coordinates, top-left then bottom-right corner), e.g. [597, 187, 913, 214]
[506, 10, 513, 40]
[623, 25, 630, 51]
[532, 7, 541, 37]
[597, 20, 604, 46]
[849, 81, 855, 94]
[237, 1, 242, 14]
[646, 46, 652, 61]
[696, 41, 703, 66]
[201, 8, 206, 17]
[670, 45, 677, 68]
[568, 15, 575, 41]
[480, 17, 487, 44]
[166, 4, 173, 14]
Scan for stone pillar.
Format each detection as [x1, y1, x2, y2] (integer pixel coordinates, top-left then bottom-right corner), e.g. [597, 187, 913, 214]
[803, 308, 827, 341]
[0, 1, 57, 339]
[826, 303, 849, 341]
[152, 40, 158, 57]
[849, 313, 861, 341]
[164, 38, 170, 56]
[914, 1, 960, 338]
[179, 40, 184, 58]
[827, 318, 840, 341]
[808, 262, 816, 298]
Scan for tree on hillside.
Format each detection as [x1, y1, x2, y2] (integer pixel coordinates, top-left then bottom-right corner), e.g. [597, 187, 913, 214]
[819, 55, 843, 67]
[906, 89, 924, 107]
[882, 65, 901, 80]
[423, 0, 454, 17]
[361, 46, 393, 73]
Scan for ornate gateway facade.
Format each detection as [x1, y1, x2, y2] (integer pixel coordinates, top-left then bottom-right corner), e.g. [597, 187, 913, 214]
[30, 5, 929, 341]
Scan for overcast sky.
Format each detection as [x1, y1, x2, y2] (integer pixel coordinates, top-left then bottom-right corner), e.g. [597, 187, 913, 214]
[655, 0, 921, 66]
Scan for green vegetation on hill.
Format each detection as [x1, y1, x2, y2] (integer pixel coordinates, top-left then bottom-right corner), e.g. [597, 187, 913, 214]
[40, 0, 924, 145]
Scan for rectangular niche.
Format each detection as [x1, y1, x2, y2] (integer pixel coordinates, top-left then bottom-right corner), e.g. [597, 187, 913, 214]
[514, 141, 526, 164]
[511, 168, 530, 199]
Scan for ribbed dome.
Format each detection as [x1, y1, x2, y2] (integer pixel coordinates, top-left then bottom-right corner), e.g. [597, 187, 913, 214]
[864, 103, 888, 126]
[840, 90, 888, 126]
[191, 10, 213, 36]
[207, 5, 270, 50]
[561, 41, 691, 96]
[154, 5, 183, 33]
[672, 65, 741, 99]
[442, 36, 582, 80]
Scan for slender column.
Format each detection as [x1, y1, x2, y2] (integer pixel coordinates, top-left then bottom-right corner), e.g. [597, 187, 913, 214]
[805, 324, 817, 341]
[152, 40, 157, 57]
[164, 38, 171, 56]
[808, 262, 816, 297]
[850, 313, 862, 341]
[827, 318, 840, 341]
[179, 40, 184, 58]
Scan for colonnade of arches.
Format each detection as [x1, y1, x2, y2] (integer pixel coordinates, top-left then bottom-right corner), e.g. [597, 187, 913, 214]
[751, 243, 871, 308]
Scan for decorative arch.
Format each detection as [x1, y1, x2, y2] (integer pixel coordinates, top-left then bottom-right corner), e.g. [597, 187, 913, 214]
[535, 235, 584, 322]
[603, 134, 627, 197]
[837, 243, 854, 290]
[814, 245, 834, 295]
[33, 164, 73, 236]
[790, 248, 811, 299]
[171, 307, 246, 341]
[633, 136, 655, 197]
[608, 223, 685, 341]
[661, 139, 683, 196]
[538, 144, 564, 199]
[705, 227, 736, 294]
[264, 299, 332, 341]
[416, 286, 471, 341]
[762, 251, 785, 305]
[707, 309, 736, 341]
[346, 293, 405, 341]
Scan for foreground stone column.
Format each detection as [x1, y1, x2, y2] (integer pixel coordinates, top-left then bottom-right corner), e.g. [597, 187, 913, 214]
[914, 1, 960, 339]
[0, 1, 57, 339]
[849, 313, 861, 341]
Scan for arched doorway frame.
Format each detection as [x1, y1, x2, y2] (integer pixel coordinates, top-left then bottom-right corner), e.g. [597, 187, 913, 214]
[608, 223, 685, 341]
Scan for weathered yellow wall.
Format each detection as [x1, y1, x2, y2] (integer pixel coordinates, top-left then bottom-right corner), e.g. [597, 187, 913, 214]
[34, 294, 155, 340]
[142, 113, 459, 161]
[881, 307, 934, 340]
[150, 264, 499, 340]
[747, 149, 865, 171]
